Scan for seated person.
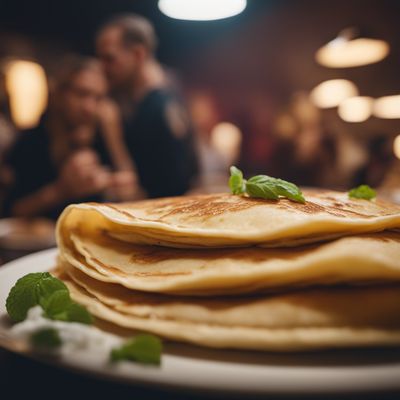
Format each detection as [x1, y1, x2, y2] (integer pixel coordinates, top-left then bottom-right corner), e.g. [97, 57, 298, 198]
[3, 56, 120, 220]
[96, 14, 199, 198]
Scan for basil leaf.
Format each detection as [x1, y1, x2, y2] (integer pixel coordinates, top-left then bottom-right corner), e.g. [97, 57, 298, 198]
[229, 166, 247, 195]
[246, 176, 279, 200]
[348, 185, 376, 200]
[246, 175, 305, 203]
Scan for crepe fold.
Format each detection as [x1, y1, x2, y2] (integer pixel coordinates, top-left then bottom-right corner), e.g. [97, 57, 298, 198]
[56, 191, 400, 248]
[54, 266, 400, 351]
[54, 192, 400, 351]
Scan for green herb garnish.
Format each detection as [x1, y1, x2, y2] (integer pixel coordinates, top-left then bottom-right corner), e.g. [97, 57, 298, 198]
[229, 166, 246, 195]
[111, 334, 162, 365]
[348, 185, 376, 200]
[42, 289, 93, 324]
[31, 328, 62, 349]
[229, 166, 305, 203]
[6, 272, 92, 324]
[6, 273, 67, 322]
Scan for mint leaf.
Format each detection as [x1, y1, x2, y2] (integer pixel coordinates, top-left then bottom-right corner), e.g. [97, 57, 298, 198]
[111, 334, 162, 365]
[349, 185, 376, 200]
[229, 166, 246, 195]
[42, 290, 71, 319]
[42, 289, 93, 325]
[31, 328, 62, 349]
[58, 303, 93, 325]
[6, 273, 65, 322]
[36, 276, 67, 309]
[6, 272, 93, 325]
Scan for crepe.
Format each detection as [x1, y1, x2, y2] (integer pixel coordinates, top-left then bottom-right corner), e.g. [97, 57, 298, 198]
[59, 230, 400, 295]
[54, 266, 400, 351]
[56, 191, 400, 249]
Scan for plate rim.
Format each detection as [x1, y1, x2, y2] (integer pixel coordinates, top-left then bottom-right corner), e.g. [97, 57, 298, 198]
[0, 248, 400, 395]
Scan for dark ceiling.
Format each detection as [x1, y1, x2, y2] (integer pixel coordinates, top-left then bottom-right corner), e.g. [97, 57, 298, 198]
[0, 0, 272, 64]
[1, 0, 400, 136]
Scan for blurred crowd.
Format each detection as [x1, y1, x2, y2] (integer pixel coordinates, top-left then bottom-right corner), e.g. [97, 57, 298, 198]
[0, 13, 399, 221]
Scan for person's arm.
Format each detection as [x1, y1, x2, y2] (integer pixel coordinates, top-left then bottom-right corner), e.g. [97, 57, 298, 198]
[5, 148, 111, 218]
[10, 181, 65, 217]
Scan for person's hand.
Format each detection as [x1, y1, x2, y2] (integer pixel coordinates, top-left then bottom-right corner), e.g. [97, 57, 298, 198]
[106, 170, 146, 201]
[56, 149, 111, 200]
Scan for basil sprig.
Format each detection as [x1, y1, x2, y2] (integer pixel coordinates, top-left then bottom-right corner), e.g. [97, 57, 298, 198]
[229, 166, 305, 203]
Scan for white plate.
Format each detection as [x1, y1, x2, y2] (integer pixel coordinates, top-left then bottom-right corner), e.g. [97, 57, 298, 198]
[1, 249, 400, 396]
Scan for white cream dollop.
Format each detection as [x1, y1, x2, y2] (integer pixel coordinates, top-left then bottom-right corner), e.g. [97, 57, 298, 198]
[10, 306, 123, 364]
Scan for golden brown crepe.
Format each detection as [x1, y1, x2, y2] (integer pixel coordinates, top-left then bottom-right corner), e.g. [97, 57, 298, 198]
[54, 266, 400, 351]
[59, 230, 400, 295]
[56, 191, 400, 249]
[54, 190, 400, 351]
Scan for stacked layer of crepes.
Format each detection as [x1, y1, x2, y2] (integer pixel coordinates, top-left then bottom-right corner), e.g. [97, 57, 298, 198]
[55, 191, 400, 351]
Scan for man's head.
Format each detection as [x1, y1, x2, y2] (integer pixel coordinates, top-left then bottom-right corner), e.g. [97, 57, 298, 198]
[96, 14, 158, 90]
[50, 56, 107, 129]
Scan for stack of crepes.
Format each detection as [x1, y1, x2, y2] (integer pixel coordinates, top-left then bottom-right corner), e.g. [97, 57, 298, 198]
[54, 191, 400, 351]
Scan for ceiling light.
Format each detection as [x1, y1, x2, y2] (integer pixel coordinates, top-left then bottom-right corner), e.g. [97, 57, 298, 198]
[158, 0, 247, 21]
[310, 79, 358, 109]
[316, 28, 389, 68]
[373, 95, 400, 119]
[338, 96, 373, 122]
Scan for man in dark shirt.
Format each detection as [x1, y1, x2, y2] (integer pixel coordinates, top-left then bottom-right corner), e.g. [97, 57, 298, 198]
[96, 14, 198, 198]
[2, 57, 113, 219]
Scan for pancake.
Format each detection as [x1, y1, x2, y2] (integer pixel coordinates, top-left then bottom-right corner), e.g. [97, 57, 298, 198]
[60, 230, 400, 295]
[54, 266, 400, 351]
[56, 191, 400, 249]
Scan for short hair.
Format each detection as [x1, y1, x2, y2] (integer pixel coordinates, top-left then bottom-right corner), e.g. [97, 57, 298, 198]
[98, 14, 158, 54]
[50, 55, 102, 92]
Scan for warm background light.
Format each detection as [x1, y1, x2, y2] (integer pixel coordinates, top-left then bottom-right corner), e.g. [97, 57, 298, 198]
[158, 0, 247, 21]
[310, 79, 358, 109]
[373, 95, 400, 119]
[338, 96, 373, 122]
[210, 122, 242, 165]
[316, 37, 389, 68]
[5, 60, 48, 129]
[393, 135, 400, 159]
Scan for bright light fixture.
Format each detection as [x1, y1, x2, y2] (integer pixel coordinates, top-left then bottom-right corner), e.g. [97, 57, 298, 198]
[5, 60, 48, 129]
[316, 28, 389, 68]
[373, 95, 400, 119]
[338, 96, 373, 122]
[393, 135, 400, 159]
[310, 79, 358, 109]
[158, 0, 247, 21]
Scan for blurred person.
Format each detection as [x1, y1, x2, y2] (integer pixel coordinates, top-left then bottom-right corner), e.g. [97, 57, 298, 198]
[0, 70, 16, 214]
[272, 92, 337, 187]
[96, 14, 198, 198]
[354, 135, 395, 188]
[2, 56, 134, 220]
[187, 92, 228, 192]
